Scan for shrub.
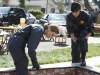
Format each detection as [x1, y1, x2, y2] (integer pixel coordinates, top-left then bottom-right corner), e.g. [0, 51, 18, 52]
[28, 9, 43, 19]
[36, 15, 43, 20]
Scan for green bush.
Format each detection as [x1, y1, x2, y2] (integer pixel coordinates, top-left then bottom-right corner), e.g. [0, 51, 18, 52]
[28, 9, 43, 19]
[36, 15, 43, 20]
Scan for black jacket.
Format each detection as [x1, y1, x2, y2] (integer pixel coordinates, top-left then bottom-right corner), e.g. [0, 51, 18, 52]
[66, 11, 94, 38]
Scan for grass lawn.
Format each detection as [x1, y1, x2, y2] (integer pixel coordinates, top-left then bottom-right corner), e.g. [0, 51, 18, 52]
[94, 32, 100, 37]
[0, 43, 100, 68]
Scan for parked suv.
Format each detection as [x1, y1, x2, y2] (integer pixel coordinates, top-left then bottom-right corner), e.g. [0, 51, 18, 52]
[0, 7, 26, 26]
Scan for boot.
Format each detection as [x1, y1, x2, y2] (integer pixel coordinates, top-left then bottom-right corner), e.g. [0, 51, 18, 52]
[80, 59, 86, 66]
[80, 52, 86, 66]
[31, 59, 40, 70]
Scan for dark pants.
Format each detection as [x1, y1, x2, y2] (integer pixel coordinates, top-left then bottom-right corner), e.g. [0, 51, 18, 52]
[71, 38, 88, 63]
[7, 36, 36, 75]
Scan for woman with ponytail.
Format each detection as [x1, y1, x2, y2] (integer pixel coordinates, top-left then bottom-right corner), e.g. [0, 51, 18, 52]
[7, 23, 59, 75]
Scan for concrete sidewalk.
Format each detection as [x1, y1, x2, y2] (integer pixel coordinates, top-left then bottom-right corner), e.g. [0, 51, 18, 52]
[88, 37, 100, 43]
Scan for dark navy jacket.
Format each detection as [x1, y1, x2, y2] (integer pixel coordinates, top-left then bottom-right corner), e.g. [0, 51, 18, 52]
[10, 24, 44, 51]
[66, 11, 94, 38]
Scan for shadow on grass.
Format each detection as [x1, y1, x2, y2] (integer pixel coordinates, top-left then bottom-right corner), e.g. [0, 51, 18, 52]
[40, 40, 53, 42]
[53, 44, 69, 47]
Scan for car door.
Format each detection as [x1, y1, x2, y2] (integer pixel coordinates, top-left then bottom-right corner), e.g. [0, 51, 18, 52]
[14, 8, 20, 24]
[18, 8, 26, 19]
[8, 8, 19, 25]
[8, 8, 15, 24]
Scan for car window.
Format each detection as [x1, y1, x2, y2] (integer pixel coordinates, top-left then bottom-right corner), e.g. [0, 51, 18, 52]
[30, 14, 35, 17]
[14, 8, 19, 14]
[48, 14, 65, 21]
[9, 8, 15, 14]
[0, 7, 10, 14]
[26, 13, 29, 17]
[18, 9, 25, 14]
[9, 11, 14, 14]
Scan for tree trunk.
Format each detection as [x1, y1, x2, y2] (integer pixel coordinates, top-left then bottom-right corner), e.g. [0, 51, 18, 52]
[84, 0, 92, 11]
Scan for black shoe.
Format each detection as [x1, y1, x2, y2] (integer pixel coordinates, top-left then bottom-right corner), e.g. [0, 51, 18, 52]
[80, 60, 86, 67]
[32, 60, 40, 70]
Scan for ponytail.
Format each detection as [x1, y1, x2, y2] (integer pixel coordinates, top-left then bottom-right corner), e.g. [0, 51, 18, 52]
[44, 23, 59, 34]
[44, 23, 50, 29]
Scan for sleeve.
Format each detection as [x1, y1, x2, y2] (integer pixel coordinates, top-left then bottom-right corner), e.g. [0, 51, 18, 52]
[27, 26, 44, 52]
[86, 14, 94, 36]
[66, 14, 75, 34]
